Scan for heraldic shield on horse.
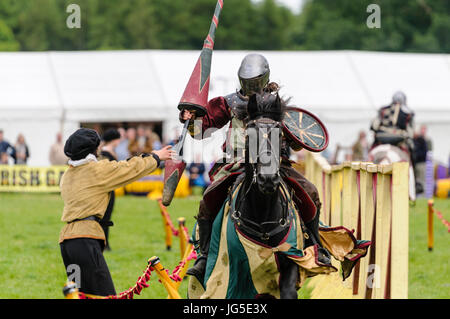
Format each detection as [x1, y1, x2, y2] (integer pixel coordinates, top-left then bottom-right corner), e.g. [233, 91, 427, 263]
[184, 90, 371, 299]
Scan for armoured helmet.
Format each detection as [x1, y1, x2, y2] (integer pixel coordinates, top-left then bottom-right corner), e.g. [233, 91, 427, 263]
[392, 91, 407, 106]
[238, 54, 270, 96]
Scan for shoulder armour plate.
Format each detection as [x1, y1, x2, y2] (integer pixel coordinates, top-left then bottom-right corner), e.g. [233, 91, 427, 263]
[225, 92, 248, 121]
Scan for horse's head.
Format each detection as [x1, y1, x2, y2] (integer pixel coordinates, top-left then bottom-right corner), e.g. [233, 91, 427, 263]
[245, 91, 285, 195]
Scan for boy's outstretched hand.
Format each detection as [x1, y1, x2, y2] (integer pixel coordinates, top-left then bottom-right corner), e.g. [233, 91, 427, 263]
[153, 145, 177, 161]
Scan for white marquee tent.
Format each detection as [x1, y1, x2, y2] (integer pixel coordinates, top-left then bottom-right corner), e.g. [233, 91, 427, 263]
[0, 50, 449, 166]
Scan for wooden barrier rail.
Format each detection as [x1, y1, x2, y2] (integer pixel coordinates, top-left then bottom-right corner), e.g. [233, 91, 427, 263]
[305, 152, 409, 299]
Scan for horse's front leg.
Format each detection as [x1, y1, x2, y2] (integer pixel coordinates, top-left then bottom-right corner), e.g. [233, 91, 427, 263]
[277, 253, 299, 299]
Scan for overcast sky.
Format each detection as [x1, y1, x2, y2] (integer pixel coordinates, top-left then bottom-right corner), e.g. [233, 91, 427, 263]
[252, 0, 305, 14]
[276, 0, 304, 14]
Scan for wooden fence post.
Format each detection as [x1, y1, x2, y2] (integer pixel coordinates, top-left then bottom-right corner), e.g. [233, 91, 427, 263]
[330, 168, 342, 227]
[342, 162, 359, 290]
[149, 256, 181, 299]
[391, 162, 409, 298]
[427, 199, 434, 251]
[303, 153, 409, 299]
[158, 199, 173, 250]
[374, 165, 392, 299]
[357, 163, 374, 298]
[178, 217, 187, 258]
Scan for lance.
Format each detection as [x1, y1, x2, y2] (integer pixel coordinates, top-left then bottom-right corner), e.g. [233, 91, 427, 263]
[162, 0, 224, 206]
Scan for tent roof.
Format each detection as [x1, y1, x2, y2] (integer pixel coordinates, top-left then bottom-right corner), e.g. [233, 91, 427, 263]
[1, 49, 449, 165]
[0, 50, 449, 121]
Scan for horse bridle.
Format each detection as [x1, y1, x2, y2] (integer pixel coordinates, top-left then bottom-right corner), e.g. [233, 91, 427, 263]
[245, 117, 282, 167]
[230, 180, 292, 242]
[229, 117, 292, 242]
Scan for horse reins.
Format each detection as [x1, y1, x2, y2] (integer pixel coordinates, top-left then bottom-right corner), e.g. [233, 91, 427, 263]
[230, 179, 293, 242]
[227, 117, 291, 242]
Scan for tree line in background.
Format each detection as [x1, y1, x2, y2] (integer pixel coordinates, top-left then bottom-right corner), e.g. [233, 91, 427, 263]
[0, 0, 449, 53]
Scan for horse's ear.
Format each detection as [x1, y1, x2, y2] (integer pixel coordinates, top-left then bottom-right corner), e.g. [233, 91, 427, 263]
[275, 93, 281, 107]
[273, 93, 285, 121]
[247, 93, 258, 117]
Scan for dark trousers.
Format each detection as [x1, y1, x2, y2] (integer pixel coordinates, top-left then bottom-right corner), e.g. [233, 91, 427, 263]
[60, 238, 116, 296]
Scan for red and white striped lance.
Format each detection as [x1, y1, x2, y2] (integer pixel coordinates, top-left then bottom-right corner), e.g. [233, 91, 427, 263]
[178, 0, 225, 110]
[163, 0, 225, 207]
[203, 0, 223, 50]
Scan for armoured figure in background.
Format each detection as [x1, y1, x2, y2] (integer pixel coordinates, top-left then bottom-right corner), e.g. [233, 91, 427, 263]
[181, 53, 330, 284]
[370, 91, 416, 163]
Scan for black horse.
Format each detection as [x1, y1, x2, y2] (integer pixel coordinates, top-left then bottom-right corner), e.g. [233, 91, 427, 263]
[230, 92, 300, 298]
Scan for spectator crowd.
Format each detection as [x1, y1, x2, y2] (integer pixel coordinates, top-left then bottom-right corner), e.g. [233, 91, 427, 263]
[1, 125, 213, 197]
[1, 123, 440, 198]
[114, 125, 162, 161]
[0, 129, 30, 165]
[0, 124, 164, 166]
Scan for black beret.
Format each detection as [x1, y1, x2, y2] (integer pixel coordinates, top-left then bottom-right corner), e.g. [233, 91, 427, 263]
[102, 128, 121, 143]
[64, 128, 101, 160]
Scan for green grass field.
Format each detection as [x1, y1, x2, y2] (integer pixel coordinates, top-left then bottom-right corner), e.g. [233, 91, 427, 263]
[0, 193, 448, 299]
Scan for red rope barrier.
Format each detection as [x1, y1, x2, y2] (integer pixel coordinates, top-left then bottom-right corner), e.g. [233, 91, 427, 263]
[158, 199, 182, 237]
[77, 248, 197, 299]
[78, 263, 155, 299]
[161, 209, 179, 236]
[182, 225, 190, 242]
[168, 249, 197, 282]
[76, 245, 197, 299]
[74, 200, 197, 299]
[435, 210, 450, 233]
[158, 199, 192, 246]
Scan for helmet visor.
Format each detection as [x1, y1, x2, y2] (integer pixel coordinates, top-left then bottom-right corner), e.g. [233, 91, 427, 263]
[239, 73, 269, 97]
